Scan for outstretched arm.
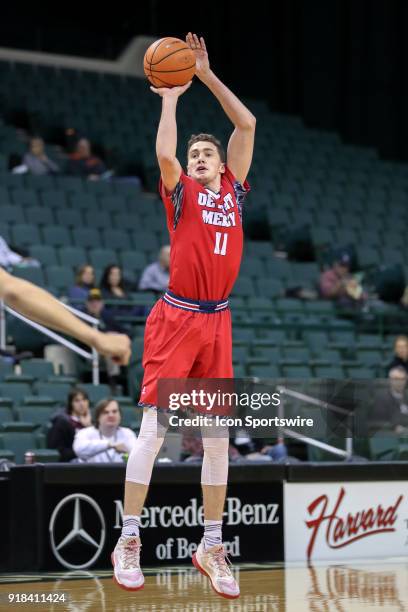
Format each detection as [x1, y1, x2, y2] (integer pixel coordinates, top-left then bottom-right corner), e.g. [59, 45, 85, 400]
[151, 82, 191, 192]
[0, 268, 131, 364]
[186, 33, 256, 184]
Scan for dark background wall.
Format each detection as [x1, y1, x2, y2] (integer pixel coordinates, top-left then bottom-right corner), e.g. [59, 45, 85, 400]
[2, 0, 407, 160]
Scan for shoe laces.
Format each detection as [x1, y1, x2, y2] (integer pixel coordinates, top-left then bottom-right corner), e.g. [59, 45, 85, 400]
[121, 537, 141, 569]
[209, 546, 233, 579]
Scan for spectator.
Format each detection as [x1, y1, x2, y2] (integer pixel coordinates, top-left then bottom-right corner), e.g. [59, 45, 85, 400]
[100, 265, 131, 302]
[371, 367, 408, 435]
[47, 389, 91, 462]
[319, 253, 364, 304]
[67, 137, 107, 180]
[138, 245, 170, 293]
[84, 288, 128, 390]
[73, 398, 137, 463]
[387, 335, 408, 375]
[68, 264, 95, 303]
[23, 136, 60, 176]
[0, 235, 40, 270]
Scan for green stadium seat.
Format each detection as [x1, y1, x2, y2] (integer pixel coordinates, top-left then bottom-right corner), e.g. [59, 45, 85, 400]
[248, 364, 280, 378]
[101, 229, 132, 251]
[55, 209, 84, 228]
[99, 195, 128, 213]
[0, 382, 32, 403]
[69, 193, 99, 210]
[35, 382, 71, 403]
[11, 224, 41, 246]
[255, 279, 283, 299]
[30, 244, 58, 266]
[17, 406, 54, 428]
[2, 205, 25, 224]
[0, 431, 38, 463]
[232, 277, 255, 297]
[83, 210, 112, 230]
[12, 267, 46, 287]
[55, 176, 84, 193]
[282, 365, 312, 378]
[24, 206, 55, 226]
[78, 384, 111, 403]
[10, 188, 39, 207]
[72, 228, 101, 248]
[314, 366, 344, 379]
[40, 189, 68, 209]
[120, 250, 147, 271]
[0, 362, 14, 382]
[280, 347, 310, 364]
[21, 359, 55, 380]
[89, 248, 118, 268]
[45, 265, 75, 293]
[0, 406, 14, 421]
[23, 396, 57, 407]
[58, 246, 87, 268]
[42, 225, 72, 247]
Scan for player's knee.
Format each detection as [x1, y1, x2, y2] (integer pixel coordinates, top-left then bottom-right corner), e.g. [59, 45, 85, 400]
[202, 436, 229, 460]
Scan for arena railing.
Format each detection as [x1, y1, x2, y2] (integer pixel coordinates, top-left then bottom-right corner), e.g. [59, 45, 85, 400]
[0, 300, 101, 385]
[276, 385, 354, 459]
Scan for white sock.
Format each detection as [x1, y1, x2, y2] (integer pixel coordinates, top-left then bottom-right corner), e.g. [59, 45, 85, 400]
[203, 519, 222, 550]
[122, 514, 141, 538]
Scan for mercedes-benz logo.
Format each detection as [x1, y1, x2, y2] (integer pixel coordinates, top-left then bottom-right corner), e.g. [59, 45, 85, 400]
[49, 493, 106, 570]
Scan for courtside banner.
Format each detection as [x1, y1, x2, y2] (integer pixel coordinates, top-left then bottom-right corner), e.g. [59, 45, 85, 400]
[284, 481, 408, 562]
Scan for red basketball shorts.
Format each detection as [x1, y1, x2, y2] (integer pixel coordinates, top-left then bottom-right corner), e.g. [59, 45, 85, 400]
[138, 292, 233, 408]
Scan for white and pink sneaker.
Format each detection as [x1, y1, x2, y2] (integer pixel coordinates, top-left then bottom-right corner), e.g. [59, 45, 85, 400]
[111, 536, 144, 591]
[192, 541, 240, 599]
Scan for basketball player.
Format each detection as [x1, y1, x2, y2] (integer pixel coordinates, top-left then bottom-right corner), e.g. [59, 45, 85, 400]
[0, 267, 131, 364]
[112, 33, 255, 599]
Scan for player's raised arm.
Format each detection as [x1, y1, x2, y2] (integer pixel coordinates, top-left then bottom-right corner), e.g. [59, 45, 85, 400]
[186, 33, 256, 185]
[0, 268, 131, 364]
[150, 82, 191, 192]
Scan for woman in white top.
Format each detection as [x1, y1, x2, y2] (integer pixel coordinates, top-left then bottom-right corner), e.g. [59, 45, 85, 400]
[73, 398, 137, 463]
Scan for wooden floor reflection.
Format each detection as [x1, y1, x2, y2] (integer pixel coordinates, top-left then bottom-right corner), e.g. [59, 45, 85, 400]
[1, 559, 408, 611]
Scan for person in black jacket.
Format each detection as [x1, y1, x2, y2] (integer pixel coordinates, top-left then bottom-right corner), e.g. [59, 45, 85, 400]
[47, 389, 91, 462]
[387, 335, 408, 375]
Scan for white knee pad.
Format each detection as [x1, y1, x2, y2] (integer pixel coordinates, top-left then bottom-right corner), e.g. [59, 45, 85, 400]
[125, 408, 168, 485]
[201, 435, 229, 486]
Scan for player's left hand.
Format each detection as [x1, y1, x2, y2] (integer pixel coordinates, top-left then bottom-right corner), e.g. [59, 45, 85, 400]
[186, 33, 210, 79]
[92, 332, 131, 365]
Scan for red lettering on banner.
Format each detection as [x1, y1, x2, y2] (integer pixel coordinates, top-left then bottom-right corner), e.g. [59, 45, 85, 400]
[305, 487, 403, 561]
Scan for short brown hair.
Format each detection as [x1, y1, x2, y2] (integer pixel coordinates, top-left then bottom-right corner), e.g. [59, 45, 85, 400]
[94, 398, 121, 427]
[187, 133, 225, 163]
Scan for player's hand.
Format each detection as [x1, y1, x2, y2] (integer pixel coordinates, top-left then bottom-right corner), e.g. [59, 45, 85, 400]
[150, 81, 192, 98]
[92, 332, 131, 365]
[186, 33, 210, 80]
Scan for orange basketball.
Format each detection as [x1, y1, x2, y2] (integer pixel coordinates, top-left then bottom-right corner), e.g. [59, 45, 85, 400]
[143, 37, 196, 88]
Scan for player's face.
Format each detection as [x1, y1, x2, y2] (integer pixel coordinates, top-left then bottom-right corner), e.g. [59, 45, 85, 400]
[187, 141, 225, 185]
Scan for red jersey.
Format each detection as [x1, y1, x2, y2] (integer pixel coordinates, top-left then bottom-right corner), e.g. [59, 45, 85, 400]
[159, 166, 250, 301]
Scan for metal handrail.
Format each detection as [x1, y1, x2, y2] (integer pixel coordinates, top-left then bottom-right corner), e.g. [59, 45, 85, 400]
[277, 384, 354, 460]
[0, 300, 100, 385]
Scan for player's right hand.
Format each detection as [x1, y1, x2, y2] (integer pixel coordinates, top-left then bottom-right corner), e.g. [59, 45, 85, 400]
[150, 81, 192, 98]
[92, 332, 131, 365]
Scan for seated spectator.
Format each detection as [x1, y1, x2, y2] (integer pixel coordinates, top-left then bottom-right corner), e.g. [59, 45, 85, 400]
[47, 389, 91, 462]
[138, 245, 170, 293]
[0, 235, 40, 270]
[67, 137, 107, 180]
[387, 335, 408, 375]
[369, 366, 408, 433]
[84, 288, 128, 390]
[100, 265, 130, 301]
[319, 253, 364, 305]
[68, 264, 95, 303]
[23, 136, 60, 176]
[73, 398, 137, 463]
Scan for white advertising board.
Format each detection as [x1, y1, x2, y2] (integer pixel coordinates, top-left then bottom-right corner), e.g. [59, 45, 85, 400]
[284, 481, 408, 562]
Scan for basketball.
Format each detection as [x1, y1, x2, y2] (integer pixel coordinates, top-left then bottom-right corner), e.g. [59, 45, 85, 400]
[144, 37, 196, 88]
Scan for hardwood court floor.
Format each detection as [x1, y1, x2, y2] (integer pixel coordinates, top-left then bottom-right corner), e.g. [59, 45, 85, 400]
[0, 559, 407, 611]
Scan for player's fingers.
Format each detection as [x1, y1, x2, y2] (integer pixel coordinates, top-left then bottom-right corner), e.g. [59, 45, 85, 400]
[186, 32, 193, 46]
[150, 86, 160, 94]
[200, 37, 207, 52]
[193, 33, 200, 48]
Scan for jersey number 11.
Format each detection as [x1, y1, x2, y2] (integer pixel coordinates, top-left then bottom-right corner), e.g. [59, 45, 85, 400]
[214, 232, 228, 256]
